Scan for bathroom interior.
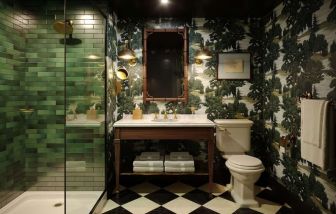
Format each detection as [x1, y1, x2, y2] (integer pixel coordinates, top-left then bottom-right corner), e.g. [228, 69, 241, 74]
[0, 0, 335, 213]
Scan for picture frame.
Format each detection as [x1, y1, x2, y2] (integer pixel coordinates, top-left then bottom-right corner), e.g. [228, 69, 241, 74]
[217, 52, 251, 80]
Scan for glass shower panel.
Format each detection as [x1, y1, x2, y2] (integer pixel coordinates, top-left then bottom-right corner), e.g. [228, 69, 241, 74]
[0, 0, 66, 212]
[65, 0, 106, 213]
[0, 0, 28, 207]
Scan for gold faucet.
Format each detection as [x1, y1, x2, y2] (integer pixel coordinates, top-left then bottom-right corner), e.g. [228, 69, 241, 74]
[163, 111, 168, 120]
[173, 109, 178, 119]
[190, 106, 196, 114]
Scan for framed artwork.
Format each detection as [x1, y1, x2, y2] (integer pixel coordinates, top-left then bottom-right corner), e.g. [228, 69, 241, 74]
[217, 52, 251, 80]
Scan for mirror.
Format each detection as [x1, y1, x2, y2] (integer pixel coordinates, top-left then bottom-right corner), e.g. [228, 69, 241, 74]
[143, 28, 188, 102]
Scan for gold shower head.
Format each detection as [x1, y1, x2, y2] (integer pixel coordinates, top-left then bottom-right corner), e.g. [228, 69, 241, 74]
[53, 20, 73, 34]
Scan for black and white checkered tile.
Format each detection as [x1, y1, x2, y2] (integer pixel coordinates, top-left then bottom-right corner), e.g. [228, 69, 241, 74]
[101, 177, 294, 214]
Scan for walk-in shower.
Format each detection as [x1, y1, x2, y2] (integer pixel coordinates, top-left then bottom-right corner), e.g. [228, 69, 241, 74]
[0, 0, 107, 213]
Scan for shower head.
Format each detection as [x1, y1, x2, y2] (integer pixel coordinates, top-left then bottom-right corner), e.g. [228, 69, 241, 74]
[59, 35, 82, 45]
[53, 19, 81, 45]
[53, 20, 73, 34]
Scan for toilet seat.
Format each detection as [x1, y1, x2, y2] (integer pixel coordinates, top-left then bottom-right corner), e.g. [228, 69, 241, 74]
[226, 155, 263, 170]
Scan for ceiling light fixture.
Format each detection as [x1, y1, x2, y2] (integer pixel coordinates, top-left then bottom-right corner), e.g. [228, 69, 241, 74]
[160, 0, 169, 5]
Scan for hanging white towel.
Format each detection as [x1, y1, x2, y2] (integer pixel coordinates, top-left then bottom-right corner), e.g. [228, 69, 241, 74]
[301, 99, 329, 169]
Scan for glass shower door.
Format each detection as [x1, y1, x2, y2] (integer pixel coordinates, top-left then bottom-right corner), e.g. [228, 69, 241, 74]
[64, 0, 106, 213]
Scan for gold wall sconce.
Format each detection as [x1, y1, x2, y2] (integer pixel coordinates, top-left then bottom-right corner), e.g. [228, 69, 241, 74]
[128, 58, 137, 67]
[195, 58, 203, 66]
[116, 66, 129, 80]
[118, 40, 136, 60]
[194, 41, 212, 60]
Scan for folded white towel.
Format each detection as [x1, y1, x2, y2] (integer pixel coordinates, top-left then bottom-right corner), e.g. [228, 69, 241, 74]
[133, 166, 163, 172]
[301, 99, 328, 148]
[165, 166, 195, 173]
[133, 156, 164, 167]
[170, 152, 190, 158]
[139, 152, 160, 160]
[169, 152, 193, 161]
[301, 99, 329, 169]
[164, 155, 194, 167]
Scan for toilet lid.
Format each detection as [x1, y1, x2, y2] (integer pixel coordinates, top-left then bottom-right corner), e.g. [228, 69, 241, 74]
[227, 155, 263, 169]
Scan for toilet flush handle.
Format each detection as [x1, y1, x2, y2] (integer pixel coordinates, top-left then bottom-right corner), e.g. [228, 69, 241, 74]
[218, 127, 227, 132]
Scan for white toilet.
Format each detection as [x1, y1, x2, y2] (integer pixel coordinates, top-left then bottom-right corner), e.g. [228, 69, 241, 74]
[214, 119, 264, 207]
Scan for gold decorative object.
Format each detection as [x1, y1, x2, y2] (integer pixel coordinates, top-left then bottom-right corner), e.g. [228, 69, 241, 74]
[66, 102, 78, 121]
[86, 109, 97, 120]
[132, 105, 143, 120]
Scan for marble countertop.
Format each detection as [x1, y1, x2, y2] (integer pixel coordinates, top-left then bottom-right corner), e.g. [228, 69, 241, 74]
[113, 114, 214, 128]
[66, 114, 105, 128]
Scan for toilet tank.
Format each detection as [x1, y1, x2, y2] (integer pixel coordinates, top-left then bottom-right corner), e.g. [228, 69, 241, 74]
[214, 119, 253, 155]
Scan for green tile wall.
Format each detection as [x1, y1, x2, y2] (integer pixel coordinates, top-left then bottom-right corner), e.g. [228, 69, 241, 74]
[65, 127, 105, 190]
[0, 1, 27, 208]
[23, 1, 65, 191]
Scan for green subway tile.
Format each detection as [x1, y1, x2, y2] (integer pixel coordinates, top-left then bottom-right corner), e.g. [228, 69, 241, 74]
[37, 72, 56, 77]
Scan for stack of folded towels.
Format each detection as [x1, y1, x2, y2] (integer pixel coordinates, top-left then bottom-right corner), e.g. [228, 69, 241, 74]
[164, 152, 195, 172]
[133, 152, 164, 172]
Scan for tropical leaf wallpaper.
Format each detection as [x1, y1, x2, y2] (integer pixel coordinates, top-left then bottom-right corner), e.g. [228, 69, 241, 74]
[107, 0, 336, 212]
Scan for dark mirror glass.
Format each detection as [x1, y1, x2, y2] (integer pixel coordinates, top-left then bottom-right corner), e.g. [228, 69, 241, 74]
[147, 32, 183, 98]
[143, 28, 188, 102]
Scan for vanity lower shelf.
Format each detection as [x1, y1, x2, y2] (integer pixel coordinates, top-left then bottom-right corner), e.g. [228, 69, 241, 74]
[120, 160, 208, 176]
[113, 118, 215, 193]
[120, 172, 208, 176]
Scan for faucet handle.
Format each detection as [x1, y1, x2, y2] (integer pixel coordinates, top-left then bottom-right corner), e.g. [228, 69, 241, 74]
[173, 109, 178, 119]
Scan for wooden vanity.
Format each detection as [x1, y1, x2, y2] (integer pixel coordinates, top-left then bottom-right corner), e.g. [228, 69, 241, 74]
[113, 114, 215, 193]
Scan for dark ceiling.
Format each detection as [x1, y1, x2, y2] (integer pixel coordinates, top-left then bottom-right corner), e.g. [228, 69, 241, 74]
[110, 0, 282, 18]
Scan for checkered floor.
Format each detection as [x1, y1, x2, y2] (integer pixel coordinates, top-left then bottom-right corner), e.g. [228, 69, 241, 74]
[101, 177, 294, 214]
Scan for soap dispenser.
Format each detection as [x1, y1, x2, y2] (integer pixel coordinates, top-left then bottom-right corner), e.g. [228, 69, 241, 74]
[132, 104, 143, 119]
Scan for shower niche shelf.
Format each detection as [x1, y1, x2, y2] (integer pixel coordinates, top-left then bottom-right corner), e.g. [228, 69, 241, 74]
[66, 114, 105, 128]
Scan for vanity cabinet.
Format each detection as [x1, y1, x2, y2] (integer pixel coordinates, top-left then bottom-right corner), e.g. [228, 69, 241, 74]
[113, 115, 215, 193]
